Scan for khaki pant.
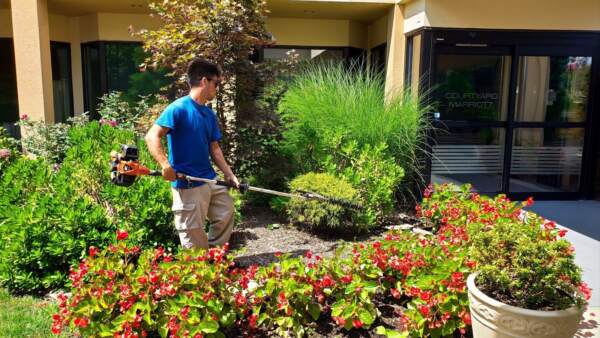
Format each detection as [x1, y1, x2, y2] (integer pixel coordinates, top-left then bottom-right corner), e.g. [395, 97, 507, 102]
[171, 182, 234, 249]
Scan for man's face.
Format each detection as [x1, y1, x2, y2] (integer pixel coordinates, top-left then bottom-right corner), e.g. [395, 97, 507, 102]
[204, 76, 221, 100]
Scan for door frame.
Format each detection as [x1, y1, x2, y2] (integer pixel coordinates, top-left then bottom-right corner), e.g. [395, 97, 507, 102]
[419, 28, 600, 200]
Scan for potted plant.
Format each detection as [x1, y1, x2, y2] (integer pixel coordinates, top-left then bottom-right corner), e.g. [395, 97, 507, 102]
[467, 208, 591, 338]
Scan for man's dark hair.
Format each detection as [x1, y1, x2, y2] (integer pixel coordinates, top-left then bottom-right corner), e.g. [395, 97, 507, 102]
[187, 58, 222, 87]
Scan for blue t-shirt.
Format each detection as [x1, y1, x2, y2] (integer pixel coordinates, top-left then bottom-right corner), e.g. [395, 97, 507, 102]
[155, 95, 222, 188]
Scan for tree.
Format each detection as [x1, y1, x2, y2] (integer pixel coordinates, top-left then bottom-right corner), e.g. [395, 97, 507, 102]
[135, 0, 272, 148]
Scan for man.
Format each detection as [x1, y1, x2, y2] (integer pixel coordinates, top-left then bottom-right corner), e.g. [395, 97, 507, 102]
[145, 58, 239, 249]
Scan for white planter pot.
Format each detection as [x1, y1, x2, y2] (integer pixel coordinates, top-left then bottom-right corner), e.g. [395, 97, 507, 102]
[466, 273, 585, 338]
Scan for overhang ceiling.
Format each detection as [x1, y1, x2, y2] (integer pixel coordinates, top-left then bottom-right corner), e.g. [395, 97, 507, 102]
[1, 0, 393, 23]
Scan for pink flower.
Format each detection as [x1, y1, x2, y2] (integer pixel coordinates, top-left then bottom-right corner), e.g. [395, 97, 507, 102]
[20, 114, 28, 120]
[116, 229, 128, 241]
[578, 282, 592, 301]
[0, 148, 10, 159]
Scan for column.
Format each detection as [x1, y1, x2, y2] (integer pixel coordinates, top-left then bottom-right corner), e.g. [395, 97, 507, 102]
[10, 0, 54, 122]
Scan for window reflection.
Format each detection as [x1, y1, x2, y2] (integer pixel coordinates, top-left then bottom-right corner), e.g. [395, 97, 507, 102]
[435, 54, 511, 121]
[515, 56, 591, 122]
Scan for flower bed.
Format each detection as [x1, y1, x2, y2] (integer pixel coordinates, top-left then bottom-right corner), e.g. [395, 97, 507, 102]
[51, 184, 590, 337]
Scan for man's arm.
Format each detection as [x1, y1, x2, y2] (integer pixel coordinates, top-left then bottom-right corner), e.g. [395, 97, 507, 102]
[145, 124, 176, 181]
[209, 141, 239, 187]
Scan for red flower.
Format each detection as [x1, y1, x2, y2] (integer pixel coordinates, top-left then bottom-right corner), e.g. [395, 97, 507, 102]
[235, 293, 247, 307]
[544, 221, 556, 231]
[249, 314, 258, 329]
[353, 319, 363, 328]
[418, 304, 430, 316]
[116, 229, 129, 241]
[74, 317, 89, 328]
[390, 288, 401, 299]
[419, 290, 432, 301]
[321, 274, 335, 288]
[341, 275, 352, 284]
[274, 251, 282, 257]
[558, 229, 568, 237]
[137, 276, 148, 284]
[465, 260, 477, 269]
[333, 316, 346, 327]
[88, 246, 99, 257]
[526, 196, 534, 206]
[578, 282, 592, 301]
[460, 311, 472, 325]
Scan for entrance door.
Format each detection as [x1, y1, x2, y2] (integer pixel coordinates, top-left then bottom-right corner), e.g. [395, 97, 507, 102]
[509, 54, 591, 195]
[431, 46, 512, 194]
[431, 44, 594, 199]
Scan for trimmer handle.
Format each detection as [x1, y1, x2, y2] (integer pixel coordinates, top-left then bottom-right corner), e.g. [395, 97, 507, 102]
[215, 179, 249, 194]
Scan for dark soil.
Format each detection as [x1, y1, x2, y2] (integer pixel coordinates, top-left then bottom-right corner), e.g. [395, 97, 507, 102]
[226, 206, 428, 338]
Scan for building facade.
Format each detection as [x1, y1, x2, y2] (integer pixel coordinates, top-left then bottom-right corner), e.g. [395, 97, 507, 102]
[1, 0, 599, 200]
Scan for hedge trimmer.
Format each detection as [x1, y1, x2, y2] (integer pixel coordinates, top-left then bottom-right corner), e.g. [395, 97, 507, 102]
[110, 145, 362, 210]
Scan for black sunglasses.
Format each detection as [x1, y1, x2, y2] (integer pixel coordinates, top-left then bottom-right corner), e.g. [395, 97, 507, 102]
[206, 77, 221, 88]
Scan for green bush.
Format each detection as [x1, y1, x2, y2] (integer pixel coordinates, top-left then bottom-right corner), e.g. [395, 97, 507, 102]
[0, 157, 114, 293]
[287, 172, 363, 234]
[324, 141, 404, 223]
[278, 62, 429, 201]
[471, 212, 586, 310]
[0, 126, 20, 175]
[0, 122, 179, 294]
[15, 116, 70, 164]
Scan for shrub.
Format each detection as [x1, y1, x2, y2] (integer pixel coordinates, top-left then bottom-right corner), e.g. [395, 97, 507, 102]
[0, 126, 20, 175]
[0, 122, 179, 294]
[324, 141, 404, 223]
[418, 183, 590, 311]
[287, 172, 363, 234]
[0, 157, 114, 293]
[471, 211, 587, 310]
[15, 115, 70, 163]
[53, 225, 473, 338]
[278, 62, 429, 201]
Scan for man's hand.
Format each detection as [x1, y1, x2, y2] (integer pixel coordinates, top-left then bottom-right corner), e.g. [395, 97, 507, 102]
[162, 164, 176, 182]
[225, 173, 240, 188]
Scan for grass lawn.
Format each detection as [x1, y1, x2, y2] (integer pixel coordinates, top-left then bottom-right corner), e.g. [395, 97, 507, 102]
[0, 288, 63, 337]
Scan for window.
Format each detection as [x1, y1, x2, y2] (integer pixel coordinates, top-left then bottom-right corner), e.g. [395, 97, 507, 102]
[51, 42, 73, 123]
[82, 42, 169, 117]
[262, 47, 344, 62]
[0, 39, 18, 127]
[370, 43, 386, 76]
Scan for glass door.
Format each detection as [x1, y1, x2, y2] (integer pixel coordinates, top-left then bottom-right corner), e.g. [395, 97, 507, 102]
[509, 55, 591, 194]
[431, 46, 512, 194]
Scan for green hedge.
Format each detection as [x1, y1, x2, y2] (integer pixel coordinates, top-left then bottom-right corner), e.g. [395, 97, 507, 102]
[0, 122, 178, 294]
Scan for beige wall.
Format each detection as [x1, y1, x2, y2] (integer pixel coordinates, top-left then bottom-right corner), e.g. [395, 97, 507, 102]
[367, 14, 388, 49]
[49, 13, 69, 42]
[384, 4, 406, 99]
[97, 13, 161, 42]
[406, 0, 600, 32]
[267, 17, 366, 47]
[78, 13, 98, 42]
[349, 21, 367, 49]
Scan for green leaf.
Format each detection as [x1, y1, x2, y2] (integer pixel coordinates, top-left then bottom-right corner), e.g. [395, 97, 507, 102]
[307, 303, 321, 321]
[358, 308, 375, 325]
[199, 319, 219, 333]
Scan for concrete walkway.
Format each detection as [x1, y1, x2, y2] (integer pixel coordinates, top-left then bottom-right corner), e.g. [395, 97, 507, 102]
[527, 201, 600, 337]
